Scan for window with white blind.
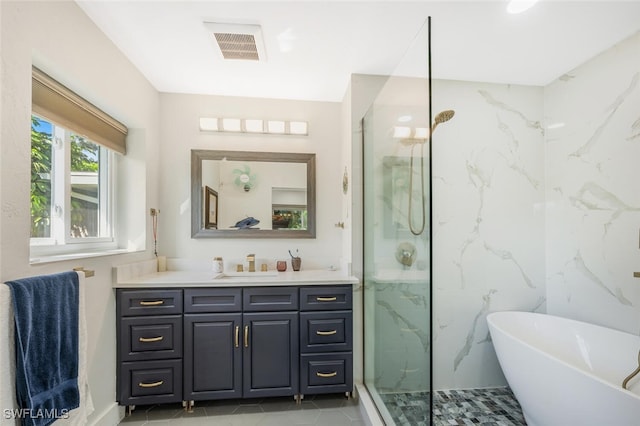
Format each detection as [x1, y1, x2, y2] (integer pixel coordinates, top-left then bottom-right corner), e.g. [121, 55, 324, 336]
[30, 67, 128, 257]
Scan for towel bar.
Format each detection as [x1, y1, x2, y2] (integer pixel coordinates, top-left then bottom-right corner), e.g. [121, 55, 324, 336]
[73, 267, 95, 278]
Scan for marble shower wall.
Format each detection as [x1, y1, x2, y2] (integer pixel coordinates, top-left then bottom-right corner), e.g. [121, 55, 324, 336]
[544, 31, 640, 334]
[432, 80, 546, 390]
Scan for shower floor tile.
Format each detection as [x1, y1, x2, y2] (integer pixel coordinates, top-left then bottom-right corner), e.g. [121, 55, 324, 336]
[380, 387, 526, 426]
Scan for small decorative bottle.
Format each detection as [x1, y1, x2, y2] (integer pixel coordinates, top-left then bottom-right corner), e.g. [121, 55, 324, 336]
[213, 257, 223, 273]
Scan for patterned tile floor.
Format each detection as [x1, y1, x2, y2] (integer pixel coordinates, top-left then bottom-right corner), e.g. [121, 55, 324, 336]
[380, 387, 527, 426]
[118, 393, 364, 425]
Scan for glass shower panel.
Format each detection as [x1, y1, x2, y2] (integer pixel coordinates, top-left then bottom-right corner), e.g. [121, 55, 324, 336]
[363, 19, 432, 425]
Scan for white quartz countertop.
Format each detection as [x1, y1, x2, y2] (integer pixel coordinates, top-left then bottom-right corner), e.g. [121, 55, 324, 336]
[114, 268, 358, 288]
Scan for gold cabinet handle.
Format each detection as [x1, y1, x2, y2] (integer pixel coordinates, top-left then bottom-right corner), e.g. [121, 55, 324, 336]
[244, 325, 249, 348]
[235, 326, 240, 348]
[316, 296, 337, 302]
[138, 380, 163, 388]
[139, 300, 164, 306]
[316, 371, 337, 378]
[316, 330, 337, 336]
[139, 336, 164, 343]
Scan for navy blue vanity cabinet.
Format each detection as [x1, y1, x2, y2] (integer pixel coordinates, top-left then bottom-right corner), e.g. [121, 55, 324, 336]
[116, 283, 352, 411]
[299, 285, 353, 396]
[116, 289, 183, 408]
[183, 288, 243, 401]
[243, 287, 299, 399]
[183, 286, 299, 403]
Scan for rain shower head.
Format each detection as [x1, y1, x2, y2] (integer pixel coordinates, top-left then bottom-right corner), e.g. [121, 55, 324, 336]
[434, 109, 455, 125]
[398, 109, 456, 145]
[431, 109, 455, 132]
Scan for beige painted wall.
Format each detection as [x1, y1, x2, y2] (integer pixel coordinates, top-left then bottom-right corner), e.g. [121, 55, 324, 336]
[0, 2, 160, 424]
[158, 92, 347, 270]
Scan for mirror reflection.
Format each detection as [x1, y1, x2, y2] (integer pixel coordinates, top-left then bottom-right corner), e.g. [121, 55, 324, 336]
[191, 150, 316, 238]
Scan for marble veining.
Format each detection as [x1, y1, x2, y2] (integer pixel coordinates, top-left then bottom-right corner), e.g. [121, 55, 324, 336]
[453, 289, 496, 372]
[545, 30, 640, 334]
[571, 250, 632, 306]
[484, 243, 536, 289]
[569, 72, 638, 159]
[478, 89, 543, 133]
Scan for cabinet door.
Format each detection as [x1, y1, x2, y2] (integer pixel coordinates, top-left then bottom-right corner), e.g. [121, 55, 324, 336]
[243, 312, 299, 398]
[184, 313, 242, 400]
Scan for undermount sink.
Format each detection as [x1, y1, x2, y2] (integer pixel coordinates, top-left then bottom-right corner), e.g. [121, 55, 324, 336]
[214, 270, 279, 279]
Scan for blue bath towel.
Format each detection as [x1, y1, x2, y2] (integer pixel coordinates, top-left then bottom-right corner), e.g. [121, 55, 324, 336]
[5, 271, 80, 426]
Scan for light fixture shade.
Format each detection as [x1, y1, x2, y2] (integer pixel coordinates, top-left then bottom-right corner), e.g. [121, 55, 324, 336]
[289, 121, 308, 135]
[222, 118, 242, 132]
[393, 126, 411, 139]
[413, 127, 429, 139]
[199, 117, 219, 131]
[267, 120, 286, 134]
[199, 117, 308, 136]
[245, 119, 264, 133]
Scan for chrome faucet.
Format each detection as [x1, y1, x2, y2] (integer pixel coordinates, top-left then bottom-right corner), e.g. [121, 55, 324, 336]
[247, 254, 256, 272]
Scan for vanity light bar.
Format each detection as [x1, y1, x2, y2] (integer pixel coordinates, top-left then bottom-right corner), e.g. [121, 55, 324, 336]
[199, 117, 308, 136]
[393, 126, 429, 139]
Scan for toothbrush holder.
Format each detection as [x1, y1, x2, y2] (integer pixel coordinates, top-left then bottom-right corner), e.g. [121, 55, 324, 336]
[291, 257, 302, 271]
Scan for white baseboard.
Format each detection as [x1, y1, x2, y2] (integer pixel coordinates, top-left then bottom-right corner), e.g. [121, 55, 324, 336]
[88, 402, 123, 426]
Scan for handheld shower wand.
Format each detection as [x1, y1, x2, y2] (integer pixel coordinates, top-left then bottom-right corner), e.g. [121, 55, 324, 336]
[407, 109, 455, 236]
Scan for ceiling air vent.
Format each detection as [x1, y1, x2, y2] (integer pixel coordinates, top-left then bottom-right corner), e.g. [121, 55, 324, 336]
[204, 22, 266, 61]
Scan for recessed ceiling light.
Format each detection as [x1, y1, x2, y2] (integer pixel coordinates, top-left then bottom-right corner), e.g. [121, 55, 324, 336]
[507, 0, 539, 14]
[397, 115, 413, 123]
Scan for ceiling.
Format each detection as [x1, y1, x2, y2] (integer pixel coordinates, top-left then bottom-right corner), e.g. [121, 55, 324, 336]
[76, 0, 640, 102]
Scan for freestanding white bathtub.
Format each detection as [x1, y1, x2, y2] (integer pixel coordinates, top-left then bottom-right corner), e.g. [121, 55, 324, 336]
[487, 311, 640, 426]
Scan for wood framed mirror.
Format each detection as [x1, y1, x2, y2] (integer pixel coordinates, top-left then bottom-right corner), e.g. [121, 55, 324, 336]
[191, 150, 316, 238]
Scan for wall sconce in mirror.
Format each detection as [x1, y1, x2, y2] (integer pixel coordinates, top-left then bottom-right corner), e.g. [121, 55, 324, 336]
[200, 117, 308, 135]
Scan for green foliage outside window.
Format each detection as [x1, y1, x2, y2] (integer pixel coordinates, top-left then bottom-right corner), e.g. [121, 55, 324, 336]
[31, 116, 101, 238]
[31, 117, 52, 237]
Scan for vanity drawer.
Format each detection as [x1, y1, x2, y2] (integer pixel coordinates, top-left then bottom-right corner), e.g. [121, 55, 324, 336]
[119, 359, 182, 405]
[300, 311, 353, 353]
[300, 352, 353, 394]
[120, 315, 182, 361]
[300, 286, 352, 311]
[185, 288, 242, 313]
[243, 287, 299, 311]
[118, 289, 183, 316]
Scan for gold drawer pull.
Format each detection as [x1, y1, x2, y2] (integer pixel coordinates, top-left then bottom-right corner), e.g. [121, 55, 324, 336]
[139, 300, 164, 306]
[235, 326, 240, 348]
[244, 325, 249, 348]
[316, 330, 337, 336]
[138, 380, 163, 388]
[139, 336, 164, 343]
[316, 371, 337, 378]
[316, 296, 337, 302]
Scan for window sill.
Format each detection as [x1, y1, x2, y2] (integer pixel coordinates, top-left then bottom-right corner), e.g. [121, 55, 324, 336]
[29, 247, 142, 265]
